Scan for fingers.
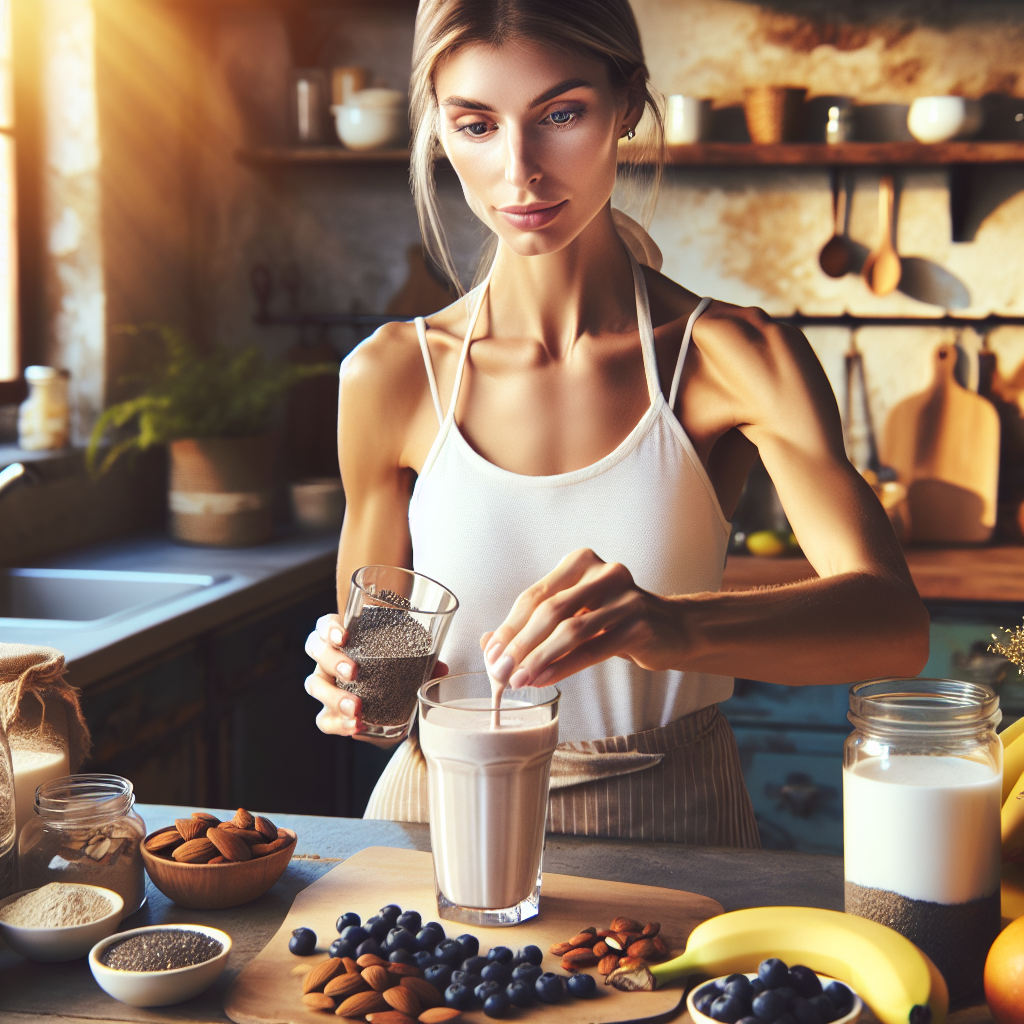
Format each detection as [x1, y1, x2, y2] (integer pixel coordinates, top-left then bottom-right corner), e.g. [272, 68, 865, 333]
[304, 669, 364, 736]
[305, 629, 357, 683]
[529, 621, 637, 688]
[316, 613, 348, 647]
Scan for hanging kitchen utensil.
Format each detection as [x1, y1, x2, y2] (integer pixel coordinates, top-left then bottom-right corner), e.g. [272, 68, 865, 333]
[861, 174, 902, 296]
[819, 170, 854, 278]
[881, 341, 1000, 544]
[844, 334, 880, 473]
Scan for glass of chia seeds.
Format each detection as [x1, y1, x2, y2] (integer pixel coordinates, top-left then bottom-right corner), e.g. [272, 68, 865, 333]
[340, 566, 459, 739]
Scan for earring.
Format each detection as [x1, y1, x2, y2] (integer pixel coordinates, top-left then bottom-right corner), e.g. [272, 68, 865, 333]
[627, 127, 636, 140]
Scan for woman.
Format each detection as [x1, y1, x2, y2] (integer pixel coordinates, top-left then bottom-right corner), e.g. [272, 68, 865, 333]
[304, 0, 929, 844]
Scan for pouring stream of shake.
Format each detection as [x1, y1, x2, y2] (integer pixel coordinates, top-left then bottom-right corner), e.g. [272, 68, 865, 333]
[488, 668, 506, 729]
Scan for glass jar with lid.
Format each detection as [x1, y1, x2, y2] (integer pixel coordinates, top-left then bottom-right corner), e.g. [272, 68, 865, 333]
[843, 678, 1002, 1005]
[18, 774, 147, 915]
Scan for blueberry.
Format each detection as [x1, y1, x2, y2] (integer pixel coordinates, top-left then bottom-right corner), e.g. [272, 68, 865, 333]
[457, 933, 480, 959]
[385, 927, 418, 954]
[775, 987, 799, 1008]
[751, 979, 766, 996]
[775, 1014, 797, 1024]
[759, 959, 790, 990]
[711, 994, 748, 1023]
[445, 982, 475, 1011]
[475, 980, 503, 1002]
[414, 950, 437, 969]
[397, 910, 422, 933]
[389, 948, 418, 965]
[487, 945, 514, 965]
[481, 961, 510, 983]
[725, 976, 754, 1000]
[824, 983, 853, 1015]
[696, 991, 718, 1016]
[511, 963, 542, 984]
[463, 956, 488, 974]
[336, 912, 360, 933]
[354, 938, 383, 959]
[365, 916, 390, 942]
[789, 967, 822, 999]
[738, 1018, 762, 1024]
[451, 971, 482, 989]
[288, 927, 316, 956]
[791, 997, 824, 1024]
[424, 963, 453, 990]
[517, 944, 543, 966]
[535, 972, 564, 1004]
[379, 904, 402, 925]
[435, 938, 464, 967]
[567, 972, 597, 998]
[424, 921, 446, 937]
[341, 925, 368, 946]
[810, 995, 839, 1022]
[329, 937, 357, 959]
[507, 979, 536, 1008]
[417, 925, 445, 950]
[484, 992, 511, 1018]
[753, 990, 788, 1022]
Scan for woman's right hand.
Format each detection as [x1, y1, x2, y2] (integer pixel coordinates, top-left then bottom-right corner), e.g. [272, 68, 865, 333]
[304, 613, 368, 739]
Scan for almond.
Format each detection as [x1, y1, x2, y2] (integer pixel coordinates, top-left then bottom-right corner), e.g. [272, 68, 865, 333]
[641, 921, 661, 937]
[191, 812, 220, 826]
[342, 957, 361, 975]
[209, 855, 228, 864]
[145, 830, 183, 854]
[617, 932, 641, 947]
[549, 941, 574, 955]
[366, 1014, 415, 1024]
[252, 836, 292, 857]
[652, 935, 668, 957]
[418, 1011, 462, 1024]
[610, 916, 643, 933]
[569, 931, 597, 947]
[220, 826, 264, 844]
[207, 826, 252, 862]
[387, 962, 423, 977]
[358, 954, 391, 969]
[626, 938, 658, 960]
[361, 965, 395, 992]
[593, 941, 609, 957]
[302, 993, 336, 1012]
[325, 974, 370, 998]
[384, 987, 421, 1016]
[232, 807, 255, 829]
[604, 936, 624, 951]
[400, 978, 445, 1009]
[598, 954, 620, 975]
[562, 948, 600, 968]
[171, 837, 217, 863]
[596, 929, 615, 938]
[337, 991, 388, 1017]
[618, 956, 646, 968]
[304, 958, 345, 994]
[255, 814, 278, 840]
[175, 817, 204, 842]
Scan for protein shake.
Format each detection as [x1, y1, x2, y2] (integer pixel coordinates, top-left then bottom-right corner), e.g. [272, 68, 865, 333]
[419, 673, 559, 925]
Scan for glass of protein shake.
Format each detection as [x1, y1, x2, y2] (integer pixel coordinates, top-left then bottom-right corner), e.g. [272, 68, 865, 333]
[340, 566, 459, 739]
[843, 678, 1002, 1005]
[418, 672, 559, 926]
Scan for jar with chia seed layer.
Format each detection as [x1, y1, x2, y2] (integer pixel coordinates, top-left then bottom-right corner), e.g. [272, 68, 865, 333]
[18, 774, 147, 915]
[843, 678, 1002, 1006]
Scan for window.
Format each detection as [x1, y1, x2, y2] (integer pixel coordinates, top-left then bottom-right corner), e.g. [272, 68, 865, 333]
[0, 0, 17, 387]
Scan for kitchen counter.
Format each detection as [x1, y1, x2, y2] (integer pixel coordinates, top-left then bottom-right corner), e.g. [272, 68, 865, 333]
[0, 532, 339, 689]
[722, 547, 1024, 604]
[0, 805, 993, 1024]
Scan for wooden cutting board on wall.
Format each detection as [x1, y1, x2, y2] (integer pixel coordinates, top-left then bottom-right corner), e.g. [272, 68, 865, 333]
[881, 343, 1000, 544]
[225, 846, 723, 1024]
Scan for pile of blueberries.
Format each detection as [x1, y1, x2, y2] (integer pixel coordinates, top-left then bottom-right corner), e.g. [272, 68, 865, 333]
[288, 904, 596, 1018]
[692, 959, 856, 1024]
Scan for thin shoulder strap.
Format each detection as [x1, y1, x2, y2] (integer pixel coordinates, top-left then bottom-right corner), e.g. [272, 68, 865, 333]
[668, 296, 713, 410]
[414, 316, 444, 427]
[445, 262, 496, 423]
[627, 250, 661, 404]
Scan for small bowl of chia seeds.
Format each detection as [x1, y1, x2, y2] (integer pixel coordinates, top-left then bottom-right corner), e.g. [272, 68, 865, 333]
[88, 923, 231, 1006]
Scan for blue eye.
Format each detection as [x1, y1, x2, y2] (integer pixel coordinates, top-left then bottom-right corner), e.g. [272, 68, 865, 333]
[466, 121, 491, 136]
[549, 110, 573, 125]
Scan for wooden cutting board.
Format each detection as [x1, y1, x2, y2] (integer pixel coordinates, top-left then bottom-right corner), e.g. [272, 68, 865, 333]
[881, 343, 1000, 544]
[225, 846, 722, 1024]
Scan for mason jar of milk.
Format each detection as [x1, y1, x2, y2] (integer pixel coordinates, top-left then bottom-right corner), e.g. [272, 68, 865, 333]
[844, 678, 1002, 1006]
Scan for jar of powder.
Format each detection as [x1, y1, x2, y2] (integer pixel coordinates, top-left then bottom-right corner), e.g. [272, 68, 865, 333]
[843, 678, 1002, 1005]
[18, 774, 146, 915]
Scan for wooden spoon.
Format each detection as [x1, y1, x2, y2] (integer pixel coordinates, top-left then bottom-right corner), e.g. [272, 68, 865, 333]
[819, 170, 853, 278]
[862, 174, 902, 296]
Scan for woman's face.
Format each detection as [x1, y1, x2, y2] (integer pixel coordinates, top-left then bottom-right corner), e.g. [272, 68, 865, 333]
[434, 39, 636, 257]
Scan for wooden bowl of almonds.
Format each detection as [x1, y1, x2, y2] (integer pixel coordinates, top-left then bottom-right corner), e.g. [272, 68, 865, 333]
[141, 808, 296, 910]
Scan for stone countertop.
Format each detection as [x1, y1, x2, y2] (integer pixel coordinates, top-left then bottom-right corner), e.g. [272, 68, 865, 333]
[0, 532, 338, 689]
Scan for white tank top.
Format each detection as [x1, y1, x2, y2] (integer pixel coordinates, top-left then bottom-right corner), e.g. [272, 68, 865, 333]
[408, 251, 733, 743]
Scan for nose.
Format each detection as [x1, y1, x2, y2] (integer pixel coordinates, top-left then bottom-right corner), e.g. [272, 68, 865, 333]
[504, 123, 541, 190]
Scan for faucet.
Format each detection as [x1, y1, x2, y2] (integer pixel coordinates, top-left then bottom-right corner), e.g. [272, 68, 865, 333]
[0, 462, 37, 498]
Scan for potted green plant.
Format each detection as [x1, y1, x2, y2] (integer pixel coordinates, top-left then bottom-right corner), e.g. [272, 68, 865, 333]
[87, 325, 337, 547]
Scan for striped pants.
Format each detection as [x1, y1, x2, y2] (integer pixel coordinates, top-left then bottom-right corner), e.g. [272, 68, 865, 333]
[364, 704, 760, 847]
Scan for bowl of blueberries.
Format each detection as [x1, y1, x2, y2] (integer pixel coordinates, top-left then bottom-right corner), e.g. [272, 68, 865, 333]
[687, 958, 862, 1024]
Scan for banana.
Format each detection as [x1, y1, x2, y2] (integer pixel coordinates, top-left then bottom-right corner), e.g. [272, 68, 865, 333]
[1002, 731, 1024, 804]
[1003, 763, 1024, 857]
[1001, 862, 1024, 923]
[999, 714, 1024, 750]
[608, 906, 947, 1024]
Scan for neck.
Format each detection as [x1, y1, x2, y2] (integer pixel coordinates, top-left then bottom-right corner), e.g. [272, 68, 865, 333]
[482, 203, 638, 359]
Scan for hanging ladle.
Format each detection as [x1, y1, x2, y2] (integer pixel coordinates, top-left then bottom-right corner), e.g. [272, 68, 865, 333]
[862, 174, 902, 296]
[819, 169, 854, 278]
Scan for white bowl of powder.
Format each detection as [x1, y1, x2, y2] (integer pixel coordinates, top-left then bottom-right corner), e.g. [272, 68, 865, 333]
[0, 882, 124, 961]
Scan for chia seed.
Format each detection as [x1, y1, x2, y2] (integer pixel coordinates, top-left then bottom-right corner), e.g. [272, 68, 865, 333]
[845, 880, 1000, 1006]
[101, 929, 223, 972]
[341, 589, 435, 726]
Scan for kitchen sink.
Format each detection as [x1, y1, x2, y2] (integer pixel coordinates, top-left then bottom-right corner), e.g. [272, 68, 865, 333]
[0, 568, 225, 627]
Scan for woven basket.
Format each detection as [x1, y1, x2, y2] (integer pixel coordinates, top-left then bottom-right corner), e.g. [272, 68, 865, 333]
[168, 436, 274, 547]
[743, 86, 806, 144]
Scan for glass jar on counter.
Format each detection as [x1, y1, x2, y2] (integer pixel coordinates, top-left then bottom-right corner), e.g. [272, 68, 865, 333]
[18, 774, 147, 915]
[18, 365, 70, 450]
[843, 678, 1002, 1006]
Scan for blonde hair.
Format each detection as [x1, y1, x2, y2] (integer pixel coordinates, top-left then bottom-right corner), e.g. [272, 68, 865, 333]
[409, 0, 664, 293]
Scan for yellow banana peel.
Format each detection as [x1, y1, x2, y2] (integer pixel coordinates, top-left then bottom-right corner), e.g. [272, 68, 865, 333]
[999, 714, 1024, 750]
[1002, 731, 1024, 804]
[1002, 763, 1024, 857]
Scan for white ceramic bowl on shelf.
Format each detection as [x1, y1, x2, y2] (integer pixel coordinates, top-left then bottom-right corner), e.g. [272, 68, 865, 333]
[687, 973, 863, 1024]
[331, 88, 408, 150]
[0, 885, 124, 962]
[89, 923, 232, 1006]
[907, 96, 981, 143]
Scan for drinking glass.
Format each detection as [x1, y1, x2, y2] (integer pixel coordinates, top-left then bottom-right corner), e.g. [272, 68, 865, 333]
[418, 672, 559, 927]
[341, 566, 458, 739]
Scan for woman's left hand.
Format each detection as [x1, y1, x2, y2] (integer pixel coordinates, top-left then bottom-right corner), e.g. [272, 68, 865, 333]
[479, 548, 687, 689]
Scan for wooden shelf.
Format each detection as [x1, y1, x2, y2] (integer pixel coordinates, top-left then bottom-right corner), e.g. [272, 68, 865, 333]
[237, 146, 411, 164]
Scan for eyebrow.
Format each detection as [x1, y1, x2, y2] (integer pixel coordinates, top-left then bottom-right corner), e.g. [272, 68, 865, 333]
[440, 77, 593, 112]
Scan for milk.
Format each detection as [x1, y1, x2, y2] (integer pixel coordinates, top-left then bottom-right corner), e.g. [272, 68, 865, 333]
[420, 698, 558, 910]
[843, 754, 1002, 905]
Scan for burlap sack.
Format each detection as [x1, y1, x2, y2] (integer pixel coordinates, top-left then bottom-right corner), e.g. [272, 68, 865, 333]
[0, 644, 91, 770]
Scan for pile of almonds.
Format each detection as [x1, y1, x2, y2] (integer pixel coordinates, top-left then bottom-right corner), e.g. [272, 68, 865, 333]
[549, 916, 669, 978]
[296, 953, 461, 1022]
[144, 808, 294, 864]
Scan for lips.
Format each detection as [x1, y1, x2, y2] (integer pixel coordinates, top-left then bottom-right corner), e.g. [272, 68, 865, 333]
[497, 200, 567, 230]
